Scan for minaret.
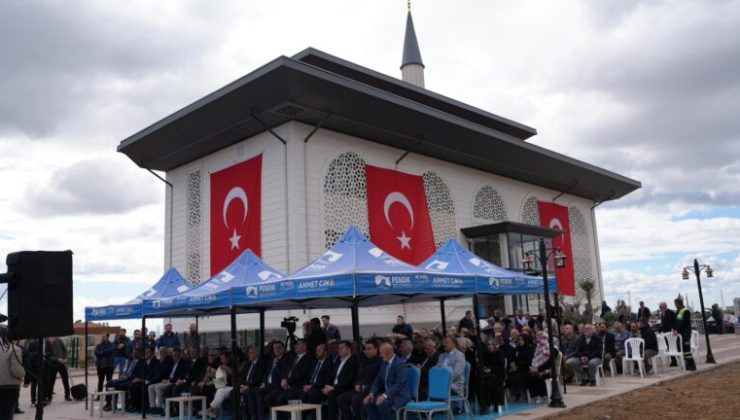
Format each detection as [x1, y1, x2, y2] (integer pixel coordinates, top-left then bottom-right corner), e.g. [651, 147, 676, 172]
[401, 1, 425, 88]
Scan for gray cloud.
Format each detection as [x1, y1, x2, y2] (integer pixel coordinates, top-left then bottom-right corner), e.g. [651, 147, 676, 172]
[24, 158, 159, 216]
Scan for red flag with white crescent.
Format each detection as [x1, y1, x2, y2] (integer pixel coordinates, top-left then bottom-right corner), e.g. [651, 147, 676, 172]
[210, 155, 262, 275]
[537, 201, 576, 296]
[365, 165, 435, 265]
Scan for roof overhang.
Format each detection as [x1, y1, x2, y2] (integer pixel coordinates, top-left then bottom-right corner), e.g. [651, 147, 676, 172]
[461, 222, 563, 240]
[118, 48, 641, 202]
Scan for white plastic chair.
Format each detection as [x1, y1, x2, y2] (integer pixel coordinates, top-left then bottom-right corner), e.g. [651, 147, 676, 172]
[622, 338, 647, 378]
[690, 330, 700, 360]
[663, 333, 686, 371]
[652, 333, 668, 373]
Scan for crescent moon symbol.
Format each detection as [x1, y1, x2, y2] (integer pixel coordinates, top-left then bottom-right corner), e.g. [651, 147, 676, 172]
[223, 187, 249, 228]
[383, 192, 414, 229]
[549, 218, 563, 232]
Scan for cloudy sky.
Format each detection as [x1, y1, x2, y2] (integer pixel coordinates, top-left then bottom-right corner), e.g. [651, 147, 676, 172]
[1, 0, 739, 331]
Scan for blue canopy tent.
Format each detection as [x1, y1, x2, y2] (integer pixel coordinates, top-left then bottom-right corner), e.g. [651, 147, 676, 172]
[417, 239, 554, 333]
[82, 267, 191, 414]
[84, 267, 192, 321]
[141, 249, 284, 420]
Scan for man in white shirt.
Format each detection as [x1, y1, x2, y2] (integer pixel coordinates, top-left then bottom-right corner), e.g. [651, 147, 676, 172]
[322, 340, 357, 419]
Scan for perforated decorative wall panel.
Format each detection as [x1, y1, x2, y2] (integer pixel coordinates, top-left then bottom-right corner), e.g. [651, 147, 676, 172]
[521, 196, 540, 225]
[473, 185, 507, 222]
[422, 171, 457, 248]
[569, 206, 597, 304]
[323, 152, 369, 248]
[186, 170, 202, 285]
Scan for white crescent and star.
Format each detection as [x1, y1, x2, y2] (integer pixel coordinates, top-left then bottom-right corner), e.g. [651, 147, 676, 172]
[549, 218, 563, 231]
[223, 187, 249, 250]
[383, 192, 414, 249]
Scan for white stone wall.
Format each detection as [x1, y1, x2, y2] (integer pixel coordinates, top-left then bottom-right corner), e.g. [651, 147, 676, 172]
[167, 121, 604, 332]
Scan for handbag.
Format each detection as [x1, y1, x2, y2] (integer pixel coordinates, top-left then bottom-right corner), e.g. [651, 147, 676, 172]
[67, 365, 87, 401]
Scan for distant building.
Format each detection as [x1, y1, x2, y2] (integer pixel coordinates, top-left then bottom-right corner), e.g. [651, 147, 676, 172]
[117, 9, 640, 333]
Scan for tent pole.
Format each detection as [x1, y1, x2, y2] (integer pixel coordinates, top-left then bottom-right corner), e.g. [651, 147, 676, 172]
[439, 298, 447, 335]
[259, 308, 266, 354]
[141, 316, 147, 419]
[230, 306, 241, 420]
[351, 299, 361, 354]
[195, 315, 200, 347]
[84, 321, 89, 411]
[472, 294, 484, 360]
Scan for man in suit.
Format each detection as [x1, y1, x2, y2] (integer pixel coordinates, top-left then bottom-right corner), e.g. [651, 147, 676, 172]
[148, 348, 190, 415]
[321, 315, 341, 341]
[266, 339, 312, 407]
[321, 340, 357, 419]
[302, 343, 334, 404]
[416, 338, 440, 400]
[565, 324, 603, 386]
[250, 341, 290, 419]
[338, 339, 381, 420]
[126, 347, 161, 412]
[169, 346, 207, 397]
[363, 341, 412, 420]
[637, 301, 651, 323]
[240, 346, 267, 420]
[102, 348, 146, 411]
[659, 301, 678, 366]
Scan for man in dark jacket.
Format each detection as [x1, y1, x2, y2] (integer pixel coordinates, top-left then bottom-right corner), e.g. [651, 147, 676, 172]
[639, 320, 659, 373]
[169, 347, 207, 397]
[148, 348, 189, 415]
[126, 347, 160, 412]
[391, 316, 413, 339]
[321, 315, 341, 341]
[157, 324, 181, 349]
[302, 343, 334, 404]
[597, 323, 616, 374]
[240, 346, 267, 420]
[102, 348, 146, 411]
[321, 340, 357, 420]
[659, 301, 678, 366]
[267, 339, 312, 406]
[249, 341, 290, 419]
[458, 311, 475, 333]
[416, 338, 440, 399]
[45, 337, 71, 402]
[637, 302, 651, 323]
[338, 339, 381, 420]
[564, 324, 602, 386]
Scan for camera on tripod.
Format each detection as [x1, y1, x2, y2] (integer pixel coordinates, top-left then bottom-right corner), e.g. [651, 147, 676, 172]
[281, 316, 299, 334]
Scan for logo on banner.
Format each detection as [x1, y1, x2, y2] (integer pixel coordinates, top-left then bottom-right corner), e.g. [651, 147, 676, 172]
[469, 258, 481, 267]
[489, 277, 500, 287]
[310, 250, 343, 270]
[425, 260, 449, 271]
[144, 288, 157, 298]
[176, 285, 190, 293]
[365, 165, 436, 265]
[210, 154, 262, 275]
[375, 275, 391, 288]
[216, 271, 235, 284]
[246, 286, 258, 297]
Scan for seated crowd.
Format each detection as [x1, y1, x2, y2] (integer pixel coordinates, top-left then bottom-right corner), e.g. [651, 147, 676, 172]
[93, 302, 676, 419]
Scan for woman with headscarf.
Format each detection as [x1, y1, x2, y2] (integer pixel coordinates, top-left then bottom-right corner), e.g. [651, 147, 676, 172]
[528, 331, 559, 404]
[479, 337, 505, 414]
[505, 334, 533, 402]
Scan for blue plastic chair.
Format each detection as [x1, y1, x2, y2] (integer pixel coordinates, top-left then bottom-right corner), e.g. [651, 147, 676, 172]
[402, 367, 454, 420]
[449, 361, 473, 418]
[396, 364, 421, 420]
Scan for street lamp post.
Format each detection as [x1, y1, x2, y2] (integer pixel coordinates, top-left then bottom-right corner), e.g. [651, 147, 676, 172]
[681, 259, 716, 364]
[523, 238, 566, 408]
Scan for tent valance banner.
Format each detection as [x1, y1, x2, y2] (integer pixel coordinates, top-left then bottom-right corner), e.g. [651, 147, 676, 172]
[537, 201, 575, 296]
[84, 267, 191, 321]
[210, 154, 262, 275]
[144, 249, 283, 315]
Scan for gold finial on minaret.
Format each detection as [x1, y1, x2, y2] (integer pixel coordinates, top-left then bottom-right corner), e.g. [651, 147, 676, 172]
[407, 0, 411, 12]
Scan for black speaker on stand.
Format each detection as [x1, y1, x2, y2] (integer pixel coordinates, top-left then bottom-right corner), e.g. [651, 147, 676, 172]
[1, 250, 74, 420]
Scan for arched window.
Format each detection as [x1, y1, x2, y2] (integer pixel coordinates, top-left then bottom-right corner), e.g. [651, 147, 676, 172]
[521, 195, 540, 225]
[322, 152, 368, 248]
[187, 169, 202, 284]
[569, 206, 597, 303]
[422, 171, 457, 248]
[473, 185, 507, 222]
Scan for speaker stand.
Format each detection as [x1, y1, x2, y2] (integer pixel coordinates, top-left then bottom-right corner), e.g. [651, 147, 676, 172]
[35, 338, 45, 420]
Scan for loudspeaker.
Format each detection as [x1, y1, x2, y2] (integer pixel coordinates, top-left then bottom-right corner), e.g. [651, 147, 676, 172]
[5, 250, 73, 339]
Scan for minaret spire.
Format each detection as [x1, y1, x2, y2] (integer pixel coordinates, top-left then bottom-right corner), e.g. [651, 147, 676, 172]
[401, 2, 425, 88]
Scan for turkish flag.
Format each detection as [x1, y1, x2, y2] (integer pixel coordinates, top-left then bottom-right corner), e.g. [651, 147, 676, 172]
[365, 165, 435, 265]
[210, 155, 262, 275]
[537, 201, 576, 296]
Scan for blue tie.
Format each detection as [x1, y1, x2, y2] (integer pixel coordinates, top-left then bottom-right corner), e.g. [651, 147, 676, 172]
[311, 360, 323, 384]
[385, 361, 391, 390]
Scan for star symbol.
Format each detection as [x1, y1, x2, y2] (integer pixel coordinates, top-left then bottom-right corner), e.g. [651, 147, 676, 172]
[229, 229, 242, 250]
[397, 231, 412, 249]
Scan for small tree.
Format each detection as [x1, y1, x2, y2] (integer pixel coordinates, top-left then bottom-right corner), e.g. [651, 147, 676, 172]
[579, 279, 596, 320]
